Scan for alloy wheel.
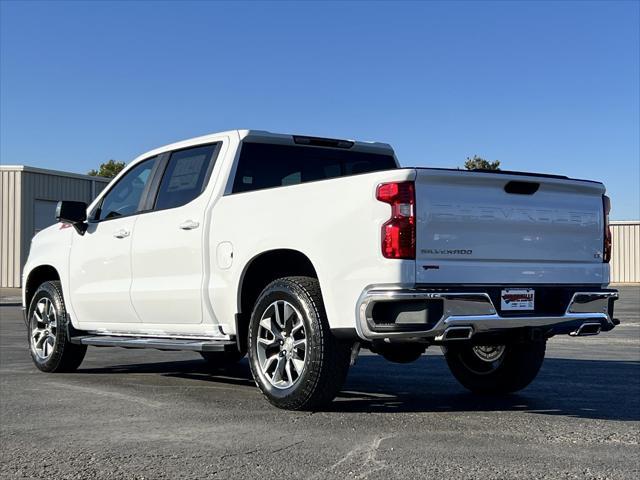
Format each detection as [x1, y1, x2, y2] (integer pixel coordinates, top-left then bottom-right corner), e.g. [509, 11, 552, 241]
[256, 300, 307, 389]
[30, 298, 57, 360]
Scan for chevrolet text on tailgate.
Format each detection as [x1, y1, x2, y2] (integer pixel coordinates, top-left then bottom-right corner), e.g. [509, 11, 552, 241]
[22, 130, 619, 410]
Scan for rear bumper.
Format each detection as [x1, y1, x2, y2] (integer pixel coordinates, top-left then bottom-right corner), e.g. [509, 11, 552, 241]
[356, 287, 618, 341]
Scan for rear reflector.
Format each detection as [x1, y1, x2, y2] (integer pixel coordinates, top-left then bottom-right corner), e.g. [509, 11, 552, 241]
[376, 181, 415, 259]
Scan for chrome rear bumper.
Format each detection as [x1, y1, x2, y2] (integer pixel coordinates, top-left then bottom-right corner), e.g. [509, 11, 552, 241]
[356, 288, 618, 341]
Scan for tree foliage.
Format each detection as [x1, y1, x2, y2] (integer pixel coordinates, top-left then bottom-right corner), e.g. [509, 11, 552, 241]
[88, 159, 126, 178]
[464, 155, 501, 171]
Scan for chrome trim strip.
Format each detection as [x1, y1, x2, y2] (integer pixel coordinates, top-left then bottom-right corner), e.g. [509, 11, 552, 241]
[84, 330, 230, 341]
[356, 287, 618, 341]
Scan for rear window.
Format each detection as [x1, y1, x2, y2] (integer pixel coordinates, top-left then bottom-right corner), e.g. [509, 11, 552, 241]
[154, 144, 219, 210]
[231, 143, 397, 194]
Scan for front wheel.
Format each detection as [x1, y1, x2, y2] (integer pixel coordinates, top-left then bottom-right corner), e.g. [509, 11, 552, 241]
[248, 276, 352, 410]
[444, 341, 546, 394]
[28, 281, 87, 373]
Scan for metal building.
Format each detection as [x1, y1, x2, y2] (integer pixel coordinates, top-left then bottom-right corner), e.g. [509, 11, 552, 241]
[1, 165, 109, 287]
[610, 221, 640, 284]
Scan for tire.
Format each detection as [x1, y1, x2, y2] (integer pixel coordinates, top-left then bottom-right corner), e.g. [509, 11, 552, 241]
[27, 281, 87, 373]
[375, 343, 425, 364]
[200, 350, 245, 368]
[444, 341, 546, 394]
[248, 276, 352, 410]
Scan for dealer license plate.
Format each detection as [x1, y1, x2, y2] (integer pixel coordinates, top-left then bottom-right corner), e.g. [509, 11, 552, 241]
[500, 288, 535, 311]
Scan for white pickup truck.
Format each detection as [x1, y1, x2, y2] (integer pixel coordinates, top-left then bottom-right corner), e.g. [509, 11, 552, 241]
[22, 130, 619, 410]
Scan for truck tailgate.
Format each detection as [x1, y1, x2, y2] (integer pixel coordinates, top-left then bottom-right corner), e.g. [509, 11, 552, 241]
[414, 169, 607, 285]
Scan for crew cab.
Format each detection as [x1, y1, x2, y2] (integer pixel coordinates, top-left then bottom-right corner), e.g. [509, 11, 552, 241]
[22, 130, 619, 410]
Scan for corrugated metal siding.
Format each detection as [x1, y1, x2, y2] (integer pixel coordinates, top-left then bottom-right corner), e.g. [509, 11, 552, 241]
[610, 221, 640, 284]
[95, 181, 109, 196]
[1, 170, 22, 287]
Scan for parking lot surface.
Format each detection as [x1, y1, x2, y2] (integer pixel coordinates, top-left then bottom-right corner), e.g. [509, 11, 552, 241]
[1, 287, 639, 479]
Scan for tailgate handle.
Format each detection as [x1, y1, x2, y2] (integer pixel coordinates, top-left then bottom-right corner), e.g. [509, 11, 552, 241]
[504, 181, 539, 195]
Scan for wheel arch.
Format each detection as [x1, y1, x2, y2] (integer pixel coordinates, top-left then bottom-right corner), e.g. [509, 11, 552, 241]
[235, 249, 319, 352]
[24, 264, 60, 311]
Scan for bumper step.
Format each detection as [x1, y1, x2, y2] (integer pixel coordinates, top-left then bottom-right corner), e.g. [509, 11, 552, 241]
[69, 335, 237, 352]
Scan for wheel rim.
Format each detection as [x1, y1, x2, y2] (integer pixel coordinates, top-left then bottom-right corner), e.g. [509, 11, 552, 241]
[472, 345, 506, 363]
[30, 298, 57, 360]
[459, 344, 506, 375]
[256, 300, 307, 389]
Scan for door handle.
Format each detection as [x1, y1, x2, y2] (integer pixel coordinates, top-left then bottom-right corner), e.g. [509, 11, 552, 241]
[179, 220, 200, 230]
[113, 229, 130, 239]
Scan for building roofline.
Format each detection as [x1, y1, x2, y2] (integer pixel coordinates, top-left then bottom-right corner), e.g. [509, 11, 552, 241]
[610, 220, 640, 225]
[0, 165, 111, 182]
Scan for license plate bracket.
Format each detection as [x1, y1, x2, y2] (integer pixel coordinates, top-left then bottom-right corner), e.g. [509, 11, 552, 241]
[500, 288, 535, 311]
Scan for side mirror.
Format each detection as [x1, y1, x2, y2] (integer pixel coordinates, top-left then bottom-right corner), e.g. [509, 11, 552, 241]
[56, 201, 88, 235]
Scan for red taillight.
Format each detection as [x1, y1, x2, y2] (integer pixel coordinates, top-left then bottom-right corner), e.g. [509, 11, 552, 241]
[603, 195, 612, 263]
[376, 181, 415, 259]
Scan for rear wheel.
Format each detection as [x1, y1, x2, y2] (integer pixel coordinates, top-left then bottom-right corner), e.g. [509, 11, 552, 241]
[28, 281, 87, 373]
[248, 276, 352, 410]
[444, 341, 546, 394]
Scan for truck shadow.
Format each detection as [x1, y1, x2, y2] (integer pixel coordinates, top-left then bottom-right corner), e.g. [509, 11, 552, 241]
[79, 355, 640, 421]
[332, 356, 640, 421]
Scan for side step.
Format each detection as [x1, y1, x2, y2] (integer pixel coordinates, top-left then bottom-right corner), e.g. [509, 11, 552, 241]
[70, 335, 237, 352]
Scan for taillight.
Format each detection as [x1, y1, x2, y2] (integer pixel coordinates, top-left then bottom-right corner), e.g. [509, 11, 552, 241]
[376, 181, 415, 259]
[603, 195, 611, 263]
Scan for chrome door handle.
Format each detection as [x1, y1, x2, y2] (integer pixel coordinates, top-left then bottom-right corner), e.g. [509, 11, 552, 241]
[179, 220, 200, 230]
[113, 229, 130, 239]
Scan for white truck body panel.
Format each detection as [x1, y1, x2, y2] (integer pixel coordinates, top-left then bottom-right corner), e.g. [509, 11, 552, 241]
[414, 169, 607, 285]
[69, 216, 142, 326]
[210, 166, 416, 334]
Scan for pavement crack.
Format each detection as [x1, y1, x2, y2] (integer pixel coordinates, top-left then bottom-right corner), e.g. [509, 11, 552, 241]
[219, 448, 260, 461]
[40, 381, 163, 408]
[309, 434, 395, 480]
[270, 440, 304, 454]
[219, 440, 304, 462]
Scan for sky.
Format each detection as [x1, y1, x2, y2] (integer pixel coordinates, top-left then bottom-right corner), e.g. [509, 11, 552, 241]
[1, 0, 638, 219]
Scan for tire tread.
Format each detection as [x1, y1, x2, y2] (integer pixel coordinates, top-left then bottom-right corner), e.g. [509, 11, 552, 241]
[249, 276, 351, 410]
[29, 280, 87, 373]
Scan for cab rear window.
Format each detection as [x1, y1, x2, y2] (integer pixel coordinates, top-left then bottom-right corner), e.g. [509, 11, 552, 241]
[232, 143, 397, 194]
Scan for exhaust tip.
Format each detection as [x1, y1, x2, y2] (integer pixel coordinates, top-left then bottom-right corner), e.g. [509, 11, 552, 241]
[570, 322, 602, 337]
[441, 326, 474, 341]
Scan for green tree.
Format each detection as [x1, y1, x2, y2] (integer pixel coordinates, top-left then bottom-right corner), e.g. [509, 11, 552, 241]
[463, 155, 501, 171]
[88, 159, 126, 178]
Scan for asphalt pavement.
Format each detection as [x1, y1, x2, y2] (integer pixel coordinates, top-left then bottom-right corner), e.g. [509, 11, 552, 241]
[1, 287, 638, 479]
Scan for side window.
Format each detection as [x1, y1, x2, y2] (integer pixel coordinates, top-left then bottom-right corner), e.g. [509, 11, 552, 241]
[232, 143, 397, 193]
[154, 144, 218, 211]
[95, 157, 156, 221]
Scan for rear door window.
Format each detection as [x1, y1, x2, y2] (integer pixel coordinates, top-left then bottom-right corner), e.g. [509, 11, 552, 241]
[154, 144, 219, 210]
[232, 143, 397, 193]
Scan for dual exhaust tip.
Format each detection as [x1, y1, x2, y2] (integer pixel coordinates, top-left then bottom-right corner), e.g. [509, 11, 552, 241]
[439, 321, 602, 341]
[439, 326, 474, 341]
[569, 322, 602, 337]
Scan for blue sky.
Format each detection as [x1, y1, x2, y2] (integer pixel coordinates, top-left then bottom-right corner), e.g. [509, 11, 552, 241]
[1, 0, 638, 219]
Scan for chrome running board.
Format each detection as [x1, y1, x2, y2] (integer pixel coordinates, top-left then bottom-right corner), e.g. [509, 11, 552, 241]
[70, 335, 237, 352]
